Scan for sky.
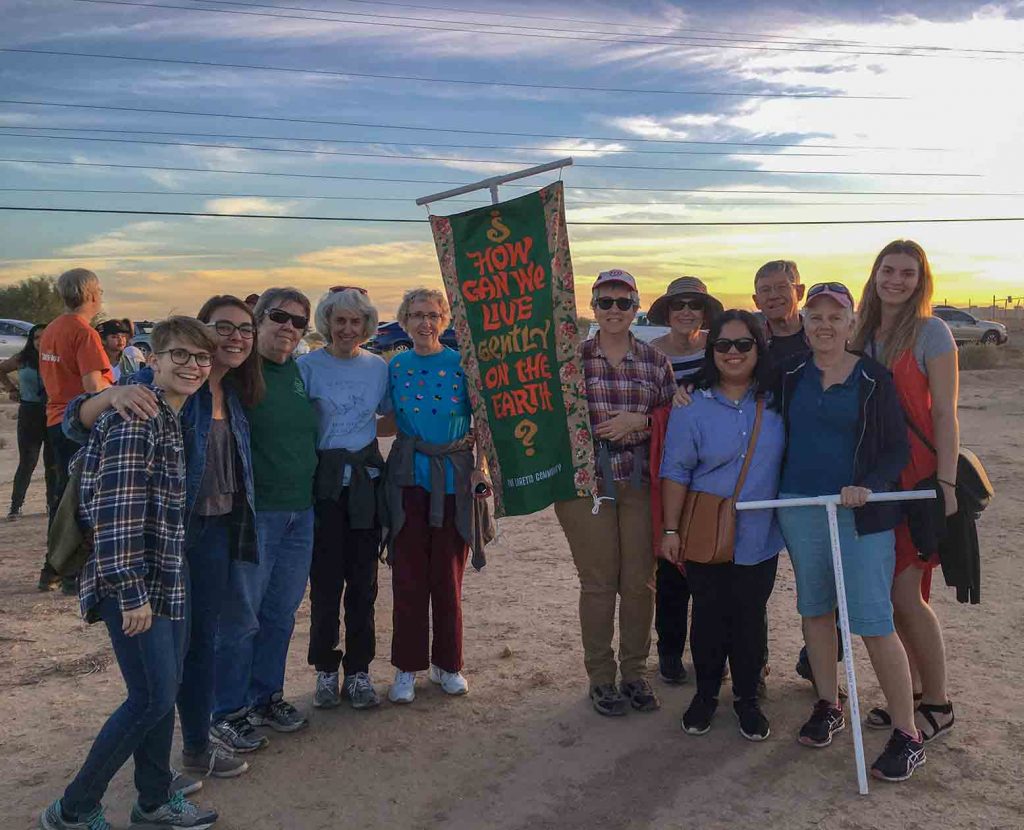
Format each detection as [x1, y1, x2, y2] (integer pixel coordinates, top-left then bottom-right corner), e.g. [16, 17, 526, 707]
[2, 0, 1024, 320]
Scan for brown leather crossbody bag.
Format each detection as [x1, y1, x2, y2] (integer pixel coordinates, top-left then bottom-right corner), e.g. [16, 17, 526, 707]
[679, 397, 764, 566]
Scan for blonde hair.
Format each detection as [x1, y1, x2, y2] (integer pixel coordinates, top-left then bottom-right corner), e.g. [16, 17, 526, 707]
[851, 240, 934, 367]
[396, 288, 451, 333]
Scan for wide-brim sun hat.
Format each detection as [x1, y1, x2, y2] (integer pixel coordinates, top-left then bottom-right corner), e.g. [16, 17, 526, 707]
[647, 276, 724, 326]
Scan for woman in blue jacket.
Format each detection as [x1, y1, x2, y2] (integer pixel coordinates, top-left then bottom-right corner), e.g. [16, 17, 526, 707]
[66, 294, 263, 782]
[775, 282, 923, 783]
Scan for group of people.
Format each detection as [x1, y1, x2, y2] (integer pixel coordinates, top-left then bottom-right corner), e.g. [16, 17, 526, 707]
[559, 243, 956, 786]
[5, 237, 960, 829]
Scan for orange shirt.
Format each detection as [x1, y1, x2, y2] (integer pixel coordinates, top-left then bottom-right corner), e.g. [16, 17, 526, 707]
[39, 313, 113, 426]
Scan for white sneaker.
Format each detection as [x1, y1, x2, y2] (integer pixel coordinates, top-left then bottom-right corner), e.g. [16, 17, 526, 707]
[388, 670, 417, 704]
[429, 664, 469, 696]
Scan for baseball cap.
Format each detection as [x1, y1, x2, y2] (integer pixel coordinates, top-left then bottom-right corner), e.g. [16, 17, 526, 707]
[804, 281, 854, 309]
[96, 318, 131, 337]
[592, 269, 638, 292]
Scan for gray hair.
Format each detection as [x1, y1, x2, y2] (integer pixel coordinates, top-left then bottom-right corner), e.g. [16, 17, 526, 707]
[253, 287, 311, 328]
[754, 259, 801, 288]
[396, 287, 451, 333]
[57, 268, 100, 309]
[314, 289, 379, 344]
[590, 286, 639, 309]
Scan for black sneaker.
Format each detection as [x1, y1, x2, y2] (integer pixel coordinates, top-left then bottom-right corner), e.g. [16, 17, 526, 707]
[38, 568, 60, 592]
[620, 678, 660, 712]
[799, 699, 845, 748]
[60, 576, 78, 597]
[658, 655, 688, 685]
[7, 506, 23, 521]
[681, 695, 717, 735]
[589, 683, 628, 717]
[871, 729, 926, 782]
[247, 694, 308, 733]
[209, 712, 269, 753]
[734, 698, 770, 742]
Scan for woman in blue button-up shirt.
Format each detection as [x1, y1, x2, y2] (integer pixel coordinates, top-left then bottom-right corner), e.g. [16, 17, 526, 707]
[660, 310, 785, 742]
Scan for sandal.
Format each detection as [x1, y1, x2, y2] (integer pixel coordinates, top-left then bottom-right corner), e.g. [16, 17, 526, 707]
[916, 700, 955, 742]
[865, 693, 922, 730]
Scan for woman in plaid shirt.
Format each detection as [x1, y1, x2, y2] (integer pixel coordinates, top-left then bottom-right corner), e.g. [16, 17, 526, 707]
[554, 270, 677, 718]
[40, 318, 221, 830]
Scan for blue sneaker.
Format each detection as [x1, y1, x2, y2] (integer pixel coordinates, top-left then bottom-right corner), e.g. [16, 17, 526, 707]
[39, 800, 111, 830]
[129, 791, 218, 828]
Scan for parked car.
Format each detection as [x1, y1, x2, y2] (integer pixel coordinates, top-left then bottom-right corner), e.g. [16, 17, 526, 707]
[586, 311, 672, 343]
[365, 320, 459, 354]
[933, 306, 1008, 345]
[0, 319, 34, 359]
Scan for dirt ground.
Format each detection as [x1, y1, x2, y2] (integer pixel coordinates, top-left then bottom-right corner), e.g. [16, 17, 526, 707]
[1, 371, 1022, 830]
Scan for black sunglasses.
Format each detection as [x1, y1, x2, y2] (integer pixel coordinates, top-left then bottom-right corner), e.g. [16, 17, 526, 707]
[329, 285, 367, 295]
[806, 282, 853, 300]
[207, 320, 255, 339]
[595, 297, 635, 311]
[668, 297, 706, 312]
[712, 337, 756, 354]
[155, 348, 213, 367]
[265, 308, 309, 330]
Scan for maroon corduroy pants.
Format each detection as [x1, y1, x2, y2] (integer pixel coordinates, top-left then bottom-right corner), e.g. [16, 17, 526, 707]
[391, 486, 469, 673]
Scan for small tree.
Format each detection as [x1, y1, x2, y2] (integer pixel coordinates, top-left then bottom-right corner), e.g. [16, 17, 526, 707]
[0, 276, 64, 323]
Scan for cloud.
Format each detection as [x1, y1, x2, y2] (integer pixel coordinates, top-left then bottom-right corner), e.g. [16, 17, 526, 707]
[203, 197, 297, 216]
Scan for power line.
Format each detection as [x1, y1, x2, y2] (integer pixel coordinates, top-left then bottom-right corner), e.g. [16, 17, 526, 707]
[0, 48, 905, 100]
[0, 131, 977, 177]
[273, 0, 1023, 56]
[0, 99, 950, 151]
[2, 156, 1016, 196]
[0, 186, 933, 207]
[72, 0, 1018, 60]
[4, 205, 1024, 225]
[0, 125, 849, 158]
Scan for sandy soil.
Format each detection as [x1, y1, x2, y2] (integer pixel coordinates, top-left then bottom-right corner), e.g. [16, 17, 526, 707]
[1, 371, 1022, 830]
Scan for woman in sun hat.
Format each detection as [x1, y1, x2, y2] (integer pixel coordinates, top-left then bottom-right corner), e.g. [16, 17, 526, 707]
[648, 276, 725, 387]
[647, 276, 724, 686]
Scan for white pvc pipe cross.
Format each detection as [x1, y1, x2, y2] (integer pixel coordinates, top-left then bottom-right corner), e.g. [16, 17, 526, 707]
[736, 489, 937, 796]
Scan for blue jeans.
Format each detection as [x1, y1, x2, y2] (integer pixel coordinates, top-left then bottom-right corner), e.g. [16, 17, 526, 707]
[177, 514, 232, 755]
[62, 598, 186, 818]
[214, 508, 314, 719]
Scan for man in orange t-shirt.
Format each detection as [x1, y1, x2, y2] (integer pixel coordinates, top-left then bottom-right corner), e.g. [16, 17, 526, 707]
[38, 267, 113, 590]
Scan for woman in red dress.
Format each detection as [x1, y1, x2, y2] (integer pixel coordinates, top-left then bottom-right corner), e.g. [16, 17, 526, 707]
[851, 240, 957, 742]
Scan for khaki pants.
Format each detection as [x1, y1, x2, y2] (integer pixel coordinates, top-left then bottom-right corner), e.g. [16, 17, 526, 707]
[554, 482, 655, 687]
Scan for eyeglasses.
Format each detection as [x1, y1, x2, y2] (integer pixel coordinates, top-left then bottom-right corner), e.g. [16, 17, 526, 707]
[329, 285, 367, 295]
[155, 348, 214, 367]
[207, 320, 255, 339]
[668, 298, 706, 312]
[712, 338, 756, 354]
[408, 311, 443, 323]
[806, 282, 853, 300]
[595, 297, 635, 311]
[265, 308, 309, 330]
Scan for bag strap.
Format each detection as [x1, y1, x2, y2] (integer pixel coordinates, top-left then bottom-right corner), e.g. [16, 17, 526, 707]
[731, 397, 764, 501]
[905, 413, 938, 456]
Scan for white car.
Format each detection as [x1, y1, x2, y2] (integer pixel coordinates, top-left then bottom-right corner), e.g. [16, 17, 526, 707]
[0, 319, 34, 359]
[586, 312, 672, 343]
[933, 306, 1008, 345]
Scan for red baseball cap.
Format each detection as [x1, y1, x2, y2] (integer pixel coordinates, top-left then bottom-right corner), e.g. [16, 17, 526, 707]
[592, 269, 638, 292]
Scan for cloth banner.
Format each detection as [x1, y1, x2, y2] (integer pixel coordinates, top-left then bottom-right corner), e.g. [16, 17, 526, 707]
[430, 181, 596, 517]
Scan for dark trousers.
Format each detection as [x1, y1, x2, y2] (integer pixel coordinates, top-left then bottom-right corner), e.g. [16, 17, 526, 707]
[11, 402, 57, 514]
[655, 558, 690, 658]
[61, 598, 186, 819]
[42, 423, 83, 577]
[688, 556, 778, 702]
[308, 492, 380, 675]
[391, 487, 468, 673]
[177, 514, 232, 755]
